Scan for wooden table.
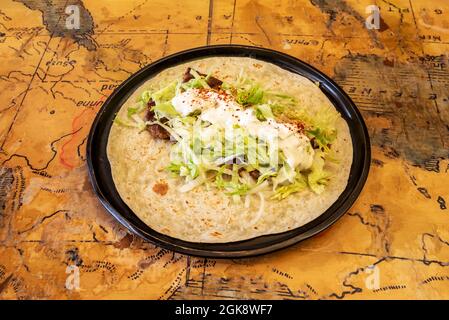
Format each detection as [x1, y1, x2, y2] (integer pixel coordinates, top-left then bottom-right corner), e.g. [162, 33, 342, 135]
[0, 0, 448, 299]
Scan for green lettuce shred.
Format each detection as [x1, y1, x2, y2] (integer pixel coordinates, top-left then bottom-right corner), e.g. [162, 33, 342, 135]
[255, 104, 274, 121]
[115, 68, 339, 201]
[271, 174, 307, 200]
[153, 102, 178, 118]
[113, 117, 138, 128]
[307, 152, 330, 194]
[140, 90, 152, 104]
[151, 81, 177, 104]
[307, 127, 337, 151]
[127, 101, 145, 118]
[236, 84, 264, 106]
[271, 103, 339, 153]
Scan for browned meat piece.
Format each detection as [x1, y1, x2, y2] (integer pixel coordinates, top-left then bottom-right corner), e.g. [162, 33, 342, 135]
[182, 67, 223, 89]
[145, 99, 171, 140]
[182, 67, 194, 83]
[237, 167, 260, 180]
[310, 137, 319, 149]
[249, 170, 260, 180]
[145, 99, 156, 121]
[205, 75, 223, 89]
[147, 122, 171, 140]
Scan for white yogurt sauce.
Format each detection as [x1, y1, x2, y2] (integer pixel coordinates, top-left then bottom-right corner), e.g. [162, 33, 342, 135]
[171, 88, 314, 170]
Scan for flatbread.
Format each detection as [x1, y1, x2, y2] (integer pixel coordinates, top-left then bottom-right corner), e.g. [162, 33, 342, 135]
[107, 57, 353, 243]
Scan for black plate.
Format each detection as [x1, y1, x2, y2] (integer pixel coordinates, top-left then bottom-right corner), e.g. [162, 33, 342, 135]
[87, 45, 370, 258]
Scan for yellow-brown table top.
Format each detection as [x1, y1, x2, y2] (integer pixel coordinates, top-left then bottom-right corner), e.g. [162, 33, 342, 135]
[0, 0, 448, 299]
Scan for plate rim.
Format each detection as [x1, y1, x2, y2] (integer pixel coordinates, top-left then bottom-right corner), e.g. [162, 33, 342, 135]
[86, 44, 371, 258]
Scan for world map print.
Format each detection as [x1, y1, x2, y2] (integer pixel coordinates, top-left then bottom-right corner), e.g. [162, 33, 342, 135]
[0, 0, 448, 299]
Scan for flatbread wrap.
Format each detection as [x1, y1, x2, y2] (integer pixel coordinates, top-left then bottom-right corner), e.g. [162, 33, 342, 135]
[107, 57, 353, 243]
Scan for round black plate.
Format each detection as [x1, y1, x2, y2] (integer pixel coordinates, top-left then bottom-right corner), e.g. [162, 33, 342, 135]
[87, 45, 370, 258]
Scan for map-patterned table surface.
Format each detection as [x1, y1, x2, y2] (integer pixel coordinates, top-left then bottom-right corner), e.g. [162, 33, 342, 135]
[0, 0, 448, 299]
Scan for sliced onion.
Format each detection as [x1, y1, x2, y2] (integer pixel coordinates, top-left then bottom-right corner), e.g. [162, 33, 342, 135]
[248, 192, 264, 226]
[179, 178, 204, 193]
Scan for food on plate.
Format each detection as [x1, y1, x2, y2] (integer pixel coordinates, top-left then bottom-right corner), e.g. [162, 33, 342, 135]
[108, 57, 353, 242]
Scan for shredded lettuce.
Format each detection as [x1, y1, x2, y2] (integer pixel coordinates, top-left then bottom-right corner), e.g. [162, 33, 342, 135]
[152, 81, 177, 104]
[113, 105, 146, 130]
[167, 161, 199, 179]
[182, 78, 208, 90]
[213, 165, 250, 195]
[257, 168, 277, 185]
[114, 68, 339, 201]
[220, 81, 234, 91]
[255, 104, 274, 121]
[236, 84, 264, 106]
[271, 103, 338, 153]
[153, 102, 178, 118]
[307, 127, 336, 151]
[140, 90, 152, 104]
[127, 101, 145, 118]
[181, 163, 199, 179]
[269, 93, 297, 103]
[225, 181, 250, 196]
[307, 152, 330, 194]
[271, 174, 307, 200]
[181, 69, 211, 90]
[272, 163, 295, 186]
[113, 117, 141, 128]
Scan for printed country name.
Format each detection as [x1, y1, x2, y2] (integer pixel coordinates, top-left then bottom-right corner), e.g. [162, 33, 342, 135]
[46, 59, 76, 67]
[99, 38, 131, 49]
[76, 83, 121, 107]
[100, 84, 120, 91]
[283, 39, 320, 46]
[419, 34, 444, 42]
[76, 100, 104, 107]
[342, 86, 447, 101]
